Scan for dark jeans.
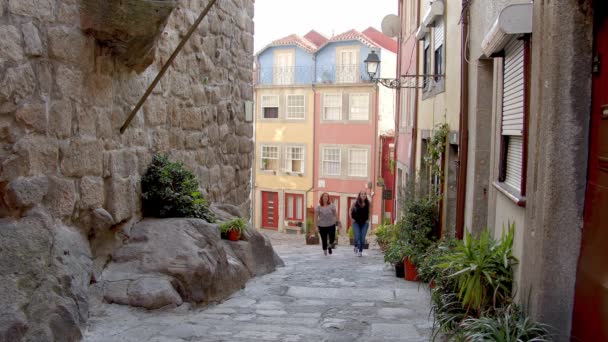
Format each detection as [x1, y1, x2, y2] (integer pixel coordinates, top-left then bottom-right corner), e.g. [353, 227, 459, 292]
[318, 225, 336, 250]
[352, 221, 369, 252]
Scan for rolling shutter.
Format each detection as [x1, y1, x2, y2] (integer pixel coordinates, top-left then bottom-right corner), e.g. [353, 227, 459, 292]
[502, 38, 525, 136]
[434, 17, 445, 49]
[504, 136, 523, 190]
[424, 34, 430, 49]
[502, 37, 525, 192]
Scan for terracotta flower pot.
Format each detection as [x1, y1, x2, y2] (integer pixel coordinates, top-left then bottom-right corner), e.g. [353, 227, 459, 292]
[404, 257, 418, 281]
[227, 230, 240, 241]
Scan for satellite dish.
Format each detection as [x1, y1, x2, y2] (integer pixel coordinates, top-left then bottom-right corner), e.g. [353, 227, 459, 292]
[381, 14, 401, 38]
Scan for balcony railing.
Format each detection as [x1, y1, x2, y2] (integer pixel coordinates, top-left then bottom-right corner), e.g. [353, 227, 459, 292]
[255, 64, 374, 86]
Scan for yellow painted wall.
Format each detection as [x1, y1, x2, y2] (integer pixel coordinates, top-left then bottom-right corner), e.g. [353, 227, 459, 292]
[254, 86, 315, 230]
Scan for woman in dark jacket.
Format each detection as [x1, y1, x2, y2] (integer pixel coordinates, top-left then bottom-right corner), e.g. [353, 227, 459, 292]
[349, 190, 370, 257]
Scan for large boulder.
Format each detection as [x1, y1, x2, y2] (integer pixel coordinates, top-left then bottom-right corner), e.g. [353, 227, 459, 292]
[0, 210, 92, 342]
[100, 214, 282, 310]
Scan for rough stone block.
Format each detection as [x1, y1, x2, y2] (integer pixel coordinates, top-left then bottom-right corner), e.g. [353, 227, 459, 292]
[0, 25, 24, 63]
[60, 139, 103, 177]
[75, 104, 97, 137]
[0, 63, 36, 105]
[238, 136, 253, 153]
[8, 0, 54, 20]
[55, 64, 84, 101]
[15, 101, 47, 133]
[223, 136, 238, 154]
[106, 177, 135, 223]
[48, 26, 89, 65]
[5, 176, 49, 209]
[21, 22, 43, 57]
[79, 176, 104, 209]
[127, 278, 183, 309]
[49, 100, 72, 139]
[143, 96, 167, 126]
[185, 133, 206, 150]
[57, 3, 79, 25]
[91, 207, 114, 232]
[14, 135, 58, 176]
[45, 176, 76, 218]
[237, 123, 253, 138]
[104, 150, 138, 178]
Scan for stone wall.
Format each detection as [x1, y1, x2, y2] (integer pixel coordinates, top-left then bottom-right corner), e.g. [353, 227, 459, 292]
[0, 0, 255, 339]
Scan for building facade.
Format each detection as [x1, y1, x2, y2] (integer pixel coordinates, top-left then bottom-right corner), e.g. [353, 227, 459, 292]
[254, 29, 397, 233]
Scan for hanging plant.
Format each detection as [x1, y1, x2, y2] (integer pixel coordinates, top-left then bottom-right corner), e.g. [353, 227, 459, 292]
[424, 122, 449, 184]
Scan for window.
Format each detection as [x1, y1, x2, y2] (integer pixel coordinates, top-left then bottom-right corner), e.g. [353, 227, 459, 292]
[423, 34, 431, 87]
[261, 95, 279, 119]
[349, 94, 369, 120]
[287, 95, 305, 119]
[274, 51, 294, 85]
[498, 38, 527, 195]
[348, 149, 368, 177]
[323, 94, 342, 120]
[337, 48, 358, 83]
[261, 145, 279, 171]
[285, 193, 304, 220]
[284, 146, 304, 173]
[434, 17, 445, 77]
[322, 147, 341, 176]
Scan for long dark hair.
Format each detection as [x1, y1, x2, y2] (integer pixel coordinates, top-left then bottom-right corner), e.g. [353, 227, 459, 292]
[356, 191, 369, 207]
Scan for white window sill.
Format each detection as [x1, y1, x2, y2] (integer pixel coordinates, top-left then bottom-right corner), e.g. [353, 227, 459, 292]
[493, 181, 526, 207]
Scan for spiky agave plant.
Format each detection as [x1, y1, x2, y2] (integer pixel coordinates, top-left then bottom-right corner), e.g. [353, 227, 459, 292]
[460, 305, 552, 342]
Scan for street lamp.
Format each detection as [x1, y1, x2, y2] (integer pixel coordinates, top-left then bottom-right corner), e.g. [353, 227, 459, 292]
[364, 51, 440, 89]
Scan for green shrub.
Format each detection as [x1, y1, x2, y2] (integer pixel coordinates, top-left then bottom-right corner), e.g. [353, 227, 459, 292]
[396, 195, 438, 266]
[436, 225, 517, 315]
[461, 305, 552, 341]
[141, 154, 215, 222]
[219, 218, 248, 234]
[417, 238, 458, 283]
[383, 239, 409, 264]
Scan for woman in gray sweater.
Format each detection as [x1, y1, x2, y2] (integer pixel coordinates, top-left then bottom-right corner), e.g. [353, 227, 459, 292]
[314, 192, 338, 256]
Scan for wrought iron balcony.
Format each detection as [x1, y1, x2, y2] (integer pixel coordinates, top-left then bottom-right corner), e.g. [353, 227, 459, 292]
[254, 64, 374, 86]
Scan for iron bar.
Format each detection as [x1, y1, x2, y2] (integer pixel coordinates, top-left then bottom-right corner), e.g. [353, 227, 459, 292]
[120, 0, 218, 134]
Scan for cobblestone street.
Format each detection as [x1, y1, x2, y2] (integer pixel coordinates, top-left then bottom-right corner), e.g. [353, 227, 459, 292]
[84, 230, 434, 341]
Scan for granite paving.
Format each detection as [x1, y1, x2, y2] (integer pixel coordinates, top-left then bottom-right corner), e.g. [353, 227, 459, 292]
[84, 231, 434, 341]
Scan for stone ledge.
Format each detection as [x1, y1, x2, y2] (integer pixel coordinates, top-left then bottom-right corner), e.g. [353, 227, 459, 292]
[80, 0, 177, 72]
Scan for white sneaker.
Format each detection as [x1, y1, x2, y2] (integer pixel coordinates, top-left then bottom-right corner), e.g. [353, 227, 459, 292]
[358, 251, 363, 257]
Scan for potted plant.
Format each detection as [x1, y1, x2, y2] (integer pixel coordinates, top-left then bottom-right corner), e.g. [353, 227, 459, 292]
[219, 218, 248, 241]
[305, 218, 319, 245]
[384, 239, 408, 278]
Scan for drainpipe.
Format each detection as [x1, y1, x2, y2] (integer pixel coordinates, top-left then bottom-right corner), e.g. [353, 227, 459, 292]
[309, 82, 317, 227]
[455, 0, 470, 240]
[410, 0, 421, 181]
[393, 0, 404, 223]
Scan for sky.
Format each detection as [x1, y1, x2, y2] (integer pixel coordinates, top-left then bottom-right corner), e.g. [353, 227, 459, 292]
[253, 0, 398, 53]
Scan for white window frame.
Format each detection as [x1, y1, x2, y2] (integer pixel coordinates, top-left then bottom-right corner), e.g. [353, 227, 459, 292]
[274, 51, 295, 85]
[336, 47, 359, 83]
[283, 145, 305, 174]
[286, 94, 305, 120]
[261, 95, 279, 119]
[348, 93, 369, 121]
[322, 147, 341, 176]
[260, 144, 280, 171]
[348, 148, 368, 177]
[323, 93, 342, 120]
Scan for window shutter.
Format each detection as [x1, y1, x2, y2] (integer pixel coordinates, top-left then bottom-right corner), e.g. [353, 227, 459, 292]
[502, 38, 525, 136]
[505, 136, 523, 191]
[434, 17, 444, 50]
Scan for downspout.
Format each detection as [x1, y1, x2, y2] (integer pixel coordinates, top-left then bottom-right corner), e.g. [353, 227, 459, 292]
[393, 0, 404, 222]
[372, 85, 380, 228]
[455, 0, 470, 240]
[410, 0, 421, 180]
[308, 58, 317, 229]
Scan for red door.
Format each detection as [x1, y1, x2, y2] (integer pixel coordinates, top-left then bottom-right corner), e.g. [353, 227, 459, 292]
[261, 191, 279, 230]
[571, 8, 608, 341]
[347, 197, 357, 230]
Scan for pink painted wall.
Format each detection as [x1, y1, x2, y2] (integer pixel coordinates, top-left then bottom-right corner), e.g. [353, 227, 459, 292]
[312, 89, 383, 227]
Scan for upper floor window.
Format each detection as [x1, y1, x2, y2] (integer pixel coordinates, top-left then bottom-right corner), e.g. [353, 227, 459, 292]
[284, 146, 304, 173]
[336, 48, 358, 83]
[423, 34, 431, 87]
[287, 95, 305, 119]
[348, 148, 368, 177]
[261, 145, 279, 171]
[349, 94, 370, 120]
[323, 94, 342, 120]
[274, 51, 294, 85]
[322, 147, 341, 176]
[434, 17, 445, 77]
[261, 95, 279, 119]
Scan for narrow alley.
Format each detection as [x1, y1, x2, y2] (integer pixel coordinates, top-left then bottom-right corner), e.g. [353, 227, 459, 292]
[84, 233, 434, 342]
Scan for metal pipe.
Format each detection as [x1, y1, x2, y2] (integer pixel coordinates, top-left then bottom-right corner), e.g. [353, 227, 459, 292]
[120, 0, 218, 134]
[455, 0, 470, 239]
